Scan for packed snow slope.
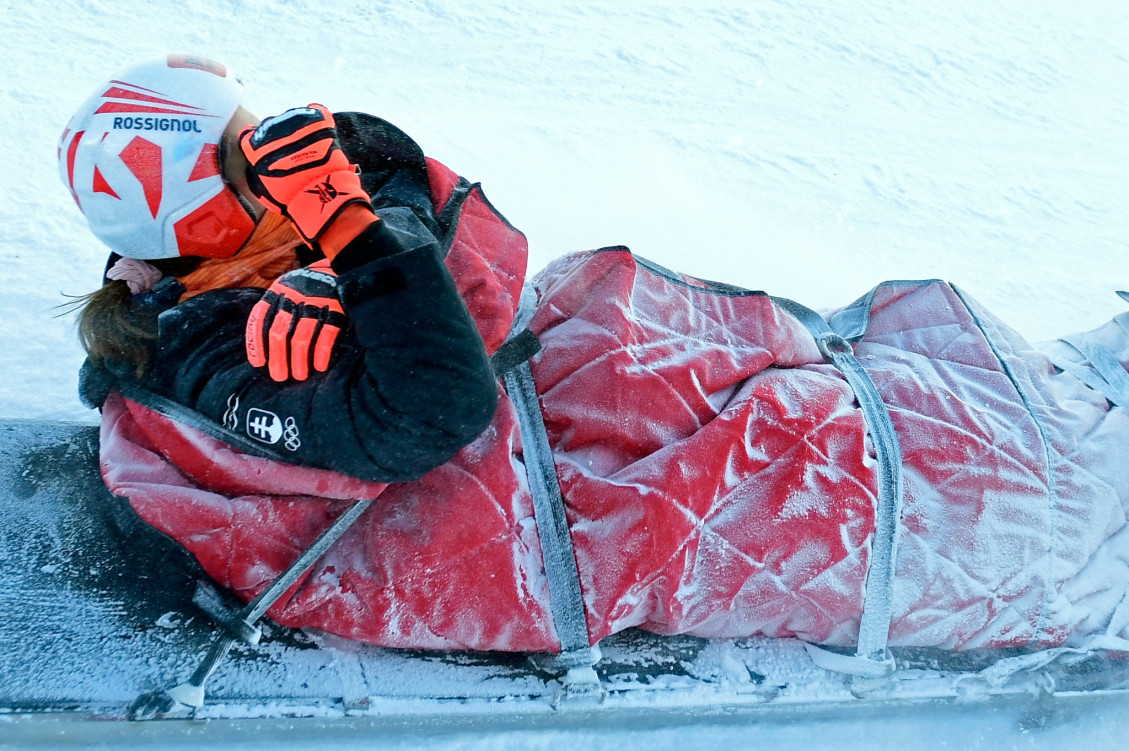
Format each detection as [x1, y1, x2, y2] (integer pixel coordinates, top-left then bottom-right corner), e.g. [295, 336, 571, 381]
[1, 0, 1127, 420]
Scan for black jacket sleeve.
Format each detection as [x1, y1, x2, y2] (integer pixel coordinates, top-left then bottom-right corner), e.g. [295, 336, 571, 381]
[333, 112, 442, 240]
[145, 207, 498, 483]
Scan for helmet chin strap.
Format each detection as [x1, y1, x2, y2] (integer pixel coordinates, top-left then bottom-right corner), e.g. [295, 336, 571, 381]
[232, 187, 259, 225]
[220, 188, 261, 258]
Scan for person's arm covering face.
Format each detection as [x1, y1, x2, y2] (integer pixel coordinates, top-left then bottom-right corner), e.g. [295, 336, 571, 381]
[150, 204, 497, 483]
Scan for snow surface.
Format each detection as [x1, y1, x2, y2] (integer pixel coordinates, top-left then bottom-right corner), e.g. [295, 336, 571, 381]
[2, 0, 1129, 748]
[3, 0, 1128, 422]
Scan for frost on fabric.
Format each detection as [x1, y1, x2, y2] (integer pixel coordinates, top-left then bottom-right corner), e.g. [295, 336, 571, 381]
[101, 250, 1129, 655]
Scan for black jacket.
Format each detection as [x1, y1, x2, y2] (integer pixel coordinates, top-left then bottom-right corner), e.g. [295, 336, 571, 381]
[81, 114, 499, 483]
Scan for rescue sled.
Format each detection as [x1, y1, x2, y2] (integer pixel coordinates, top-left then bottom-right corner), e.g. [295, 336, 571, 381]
[3, 418, 1129, 742]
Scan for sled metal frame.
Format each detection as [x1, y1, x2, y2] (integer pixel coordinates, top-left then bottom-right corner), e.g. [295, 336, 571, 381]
[16, 644, 1129, 732]
[129, 497, 376, 719]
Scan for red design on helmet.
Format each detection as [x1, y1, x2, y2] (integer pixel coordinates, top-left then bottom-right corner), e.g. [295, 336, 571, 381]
[188, 143, 221, 182]
[173, 188, 257, 258]
[119, 137, 163, 218]
[99, 86, 206, 112]
[64, 129, 84, 209]
[92, 166, 120, 199]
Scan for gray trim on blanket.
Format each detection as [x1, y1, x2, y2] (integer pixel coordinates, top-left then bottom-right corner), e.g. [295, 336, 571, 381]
[828, 279, 945, 341]
[950, 285, 1059, 644]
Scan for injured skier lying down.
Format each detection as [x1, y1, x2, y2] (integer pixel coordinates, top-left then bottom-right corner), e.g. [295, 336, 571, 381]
[62, 55, 1129, 666]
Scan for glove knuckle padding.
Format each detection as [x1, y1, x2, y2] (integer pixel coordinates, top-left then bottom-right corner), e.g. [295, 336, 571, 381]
[249, 106, 328, 147]
[242, 106, 341, 202]
[246, 300, 271, 368]
[282, 267, 339, 298]
[245, 259, 344, 381]
[256, 133, 339, 178]
[274, 294, 300, 316]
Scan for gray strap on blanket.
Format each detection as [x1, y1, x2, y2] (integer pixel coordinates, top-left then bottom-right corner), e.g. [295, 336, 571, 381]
[501, 286, 596, 665]
[772, 296, 904, 671]
[1049, 336, 1129, 408]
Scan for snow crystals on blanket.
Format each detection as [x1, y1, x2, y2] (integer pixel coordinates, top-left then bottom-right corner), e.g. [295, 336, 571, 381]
[101, 247, 1129, 655]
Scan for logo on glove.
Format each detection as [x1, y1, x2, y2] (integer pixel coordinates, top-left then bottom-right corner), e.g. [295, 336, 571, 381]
[305, 176, 339, 209]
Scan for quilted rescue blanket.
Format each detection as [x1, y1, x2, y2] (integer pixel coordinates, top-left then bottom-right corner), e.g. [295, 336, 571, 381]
[99, 246, 1129, 655]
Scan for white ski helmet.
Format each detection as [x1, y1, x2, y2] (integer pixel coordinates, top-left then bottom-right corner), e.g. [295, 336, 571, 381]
[58, 54, 255, 260]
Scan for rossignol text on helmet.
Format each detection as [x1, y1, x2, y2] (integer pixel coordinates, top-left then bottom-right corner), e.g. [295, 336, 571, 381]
[58, 54, 255, 260]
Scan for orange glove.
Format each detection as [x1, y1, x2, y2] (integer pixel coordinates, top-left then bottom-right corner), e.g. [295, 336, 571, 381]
[246, 260, 345, 382]
[239, 104, 374, 251]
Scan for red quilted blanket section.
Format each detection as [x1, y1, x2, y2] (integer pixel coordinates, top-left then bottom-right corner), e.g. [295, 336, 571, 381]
[101, 242, 1129, 654]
